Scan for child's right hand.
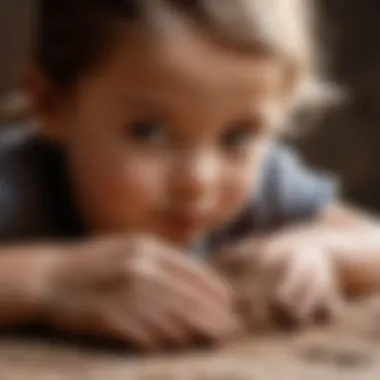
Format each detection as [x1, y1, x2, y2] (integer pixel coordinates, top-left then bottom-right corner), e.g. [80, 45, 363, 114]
[44, 235, 238, 349]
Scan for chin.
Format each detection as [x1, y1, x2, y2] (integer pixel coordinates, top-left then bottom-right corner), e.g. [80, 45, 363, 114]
[161, 229, 204, 249]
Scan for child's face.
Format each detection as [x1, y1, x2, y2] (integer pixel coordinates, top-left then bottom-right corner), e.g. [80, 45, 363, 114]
[38, 26, 287, 246]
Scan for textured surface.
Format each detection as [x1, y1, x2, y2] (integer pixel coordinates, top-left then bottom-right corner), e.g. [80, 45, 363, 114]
[1, 297, 380, 380]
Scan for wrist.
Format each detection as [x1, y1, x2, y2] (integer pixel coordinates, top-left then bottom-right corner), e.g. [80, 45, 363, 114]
[0, 243, 67, 325]
[28, 245, 68, 322]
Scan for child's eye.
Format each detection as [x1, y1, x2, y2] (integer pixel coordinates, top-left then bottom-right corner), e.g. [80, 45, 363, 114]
[128, 121, 166, 143]
[221, 130, 249, 148]
[221, 119, 261, 151]
[221, 128, 254, 150]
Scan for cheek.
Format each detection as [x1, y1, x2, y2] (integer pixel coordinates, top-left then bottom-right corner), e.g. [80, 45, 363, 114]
[217, 143, 269, 219]
[220, 166, 256, 215]
[68, 144, 167, 222]
[97, 159, 159, 202]
[116, 156, 168, 206]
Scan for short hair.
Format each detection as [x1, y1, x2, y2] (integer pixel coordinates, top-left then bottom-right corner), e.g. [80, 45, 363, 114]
[0, 0, 336, 125]
[36, 1, 314, 85]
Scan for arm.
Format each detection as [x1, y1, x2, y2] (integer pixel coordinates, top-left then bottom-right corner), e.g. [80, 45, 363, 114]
[315, 202, 380, 297]
[212, 144, 380, 301]
[0, 244, 60, 326]
[210, 202, 380, 323]
[251, 145, 380, 297]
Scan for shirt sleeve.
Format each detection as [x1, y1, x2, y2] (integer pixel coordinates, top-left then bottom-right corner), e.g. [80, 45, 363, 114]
[0, 126, 57, 242]
[252, 144, 339, 230]
[207, 144, 339, 249]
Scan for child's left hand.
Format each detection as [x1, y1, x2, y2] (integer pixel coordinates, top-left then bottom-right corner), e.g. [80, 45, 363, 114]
[210, 226, 344, 326]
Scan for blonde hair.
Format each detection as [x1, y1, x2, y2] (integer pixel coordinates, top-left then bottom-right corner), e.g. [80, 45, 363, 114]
[177, 1, 340, 112]
[1, 0, 338, 124]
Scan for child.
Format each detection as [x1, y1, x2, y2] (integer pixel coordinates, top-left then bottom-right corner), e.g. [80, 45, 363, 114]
[0, 0, 380, 350]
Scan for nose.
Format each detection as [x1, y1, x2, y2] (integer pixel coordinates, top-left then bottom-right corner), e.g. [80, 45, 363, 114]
[170, 148, 219, 208]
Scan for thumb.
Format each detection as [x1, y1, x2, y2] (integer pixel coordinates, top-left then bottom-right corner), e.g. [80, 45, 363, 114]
[209, 236, 265, 275]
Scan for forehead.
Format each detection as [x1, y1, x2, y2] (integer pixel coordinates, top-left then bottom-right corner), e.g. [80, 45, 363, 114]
[86, 25, 285, 104]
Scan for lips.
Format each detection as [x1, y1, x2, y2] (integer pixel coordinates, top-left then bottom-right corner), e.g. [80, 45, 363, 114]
[162, 210, 205, 236]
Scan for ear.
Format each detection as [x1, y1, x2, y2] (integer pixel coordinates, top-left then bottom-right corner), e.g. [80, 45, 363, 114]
[24, 62, 69, 144]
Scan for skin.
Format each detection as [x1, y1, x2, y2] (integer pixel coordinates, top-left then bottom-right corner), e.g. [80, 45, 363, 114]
[36, 26, 285, 246]
[1, 23, 380, 349]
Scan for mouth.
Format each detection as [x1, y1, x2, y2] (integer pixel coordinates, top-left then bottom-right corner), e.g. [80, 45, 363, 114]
[161, 210, 206, 238]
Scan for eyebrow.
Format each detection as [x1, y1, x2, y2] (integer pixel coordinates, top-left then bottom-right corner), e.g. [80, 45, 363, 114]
[122, 92, 177, 110]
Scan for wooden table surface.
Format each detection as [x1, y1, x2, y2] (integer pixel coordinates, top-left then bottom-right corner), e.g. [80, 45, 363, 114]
[1, 298, 380, 380]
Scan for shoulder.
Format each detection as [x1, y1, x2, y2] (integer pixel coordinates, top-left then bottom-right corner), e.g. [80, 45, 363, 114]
[0, 123, 44, 180]
[206, 143, 339, 249]
[0, 123, 42, 191]
[0, 123, 60, 241]
[255, 143, 339, 226]
[0, 124, 39, 169]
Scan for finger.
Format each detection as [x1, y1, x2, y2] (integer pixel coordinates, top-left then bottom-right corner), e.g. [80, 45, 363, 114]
[324, 289, 344, 320]
[127, 236, 232, 305]
[143, 309, 192, 346]
[277, 246, 323, 305]
[158, 246, 233, 306]
[171, 286, 241, 343]
[181, 308, 241, 343]
[296, 278, 325, 322]
[210, 238, 263, 270]
[215, 232, 296, 271]
[280, 258, 339, 325]
[149, 271, 240, 343]
[129, 260, 241, 344]
[101, 307, 158, 351]
[274, 279, 318, 327]
[313, 284, 344, 323]
[298, 253, 340, 322]
[296, 263, 337, 321]
[277, 254, 307, 305]
[275, 254, 324, 325]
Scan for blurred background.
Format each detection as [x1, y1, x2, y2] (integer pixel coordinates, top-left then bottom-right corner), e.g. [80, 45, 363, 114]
[1, 0, 380, 212]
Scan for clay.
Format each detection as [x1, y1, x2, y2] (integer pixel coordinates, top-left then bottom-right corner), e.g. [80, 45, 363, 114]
[1, 273, 380, 379]
[221, 258, 298, 333]
[300, 341, 374, 368]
